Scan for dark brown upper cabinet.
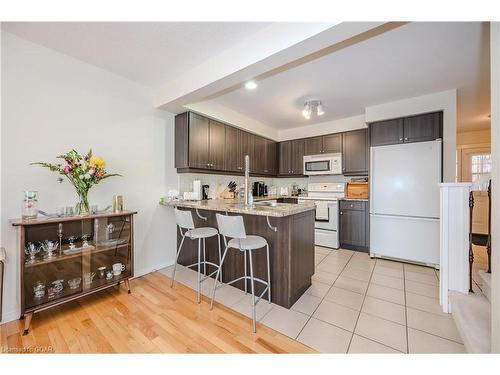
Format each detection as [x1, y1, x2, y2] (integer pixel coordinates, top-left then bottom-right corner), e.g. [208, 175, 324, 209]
[304, 133, 341, 155]
[403, 112, 442, 143]
[175, 112, 226, 171]
[279, 139, 304, 176]
[369, 118, 404, 146]
[278, 141, 292, 176]
[342, 129, 369, 176]
[322, 133, 342, 153]
[186, 112, 210, 169]
[208, 119, 225, 170]
[264, 138, 277, 175]
[224, 125, 242, 173]
[304, 136, 323, 155]
[369, 112, 443, 147]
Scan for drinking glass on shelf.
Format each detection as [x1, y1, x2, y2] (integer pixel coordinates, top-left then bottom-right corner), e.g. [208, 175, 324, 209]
[41, 240, 58, 259]
[65, 207, 74, 216]
[55, 207, 65, 217]
[24, 242, 40, 264]
[33, 281, 46, 299]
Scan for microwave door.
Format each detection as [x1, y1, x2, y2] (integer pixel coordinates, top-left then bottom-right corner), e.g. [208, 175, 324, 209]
[305, 160, 330, 173]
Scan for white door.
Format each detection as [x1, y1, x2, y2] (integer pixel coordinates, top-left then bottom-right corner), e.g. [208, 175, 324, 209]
[370, 140, 442, 218]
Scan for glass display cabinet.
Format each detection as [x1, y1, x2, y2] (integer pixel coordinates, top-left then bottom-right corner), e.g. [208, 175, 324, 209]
[11, 211, 136, 335]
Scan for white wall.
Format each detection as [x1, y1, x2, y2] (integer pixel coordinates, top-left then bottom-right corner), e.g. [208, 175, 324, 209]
[365, 90, 457, 182]
[278, 114, 367, 141]
[0, 32, 178, 323]
[490, 21, 500, 353]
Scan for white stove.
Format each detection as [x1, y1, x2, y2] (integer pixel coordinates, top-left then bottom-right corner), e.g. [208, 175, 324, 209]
[299, 183, 345, 249]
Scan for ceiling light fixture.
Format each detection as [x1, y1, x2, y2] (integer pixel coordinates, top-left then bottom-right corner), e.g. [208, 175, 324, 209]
[245, 80, 257, 90]
[302, 100, 324, 119]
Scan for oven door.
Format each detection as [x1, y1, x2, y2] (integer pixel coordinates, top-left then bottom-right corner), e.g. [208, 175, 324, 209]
[304, 158, 331, 175]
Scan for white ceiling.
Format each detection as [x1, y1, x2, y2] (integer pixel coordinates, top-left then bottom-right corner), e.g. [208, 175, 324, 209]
[211, 22, 491, 132]
[1, 22, 271, 88]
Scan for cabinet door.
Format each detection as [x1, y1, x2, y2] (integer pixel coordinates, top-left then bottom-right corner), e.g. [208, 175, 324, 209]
[265, 139, 277, 175]
[188, 113, 210, 169]
[253, 136, 267, 174]
[322, 133, 342, 153]
[403, 112, 442, 143]
[342, 129, 368, 176]
[278, 141, 292, 175]
[304, 136, 323, 155]
[240, 131, 255, 173]
[224, 125, 242, 173]
[369, 119, 404, 146]
[339, 208, 365, 248]
[291, 139, 305, 175]
[208, 119, 225, 170]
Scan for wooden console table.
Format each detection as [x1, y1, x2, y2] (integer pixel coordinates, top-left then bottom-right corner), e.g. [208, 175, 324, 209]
[11, 211, 136, 335]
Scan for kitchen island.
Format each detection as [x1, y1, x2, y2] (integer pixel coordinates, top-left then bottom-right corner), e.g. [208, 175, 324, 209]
[162, 199, 316, 308]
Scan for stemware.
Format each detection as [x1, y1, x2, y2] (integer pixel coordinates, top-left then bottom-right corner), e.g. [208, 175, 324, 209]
[24, 242, 41, 264]
[41, 240, 58, 259]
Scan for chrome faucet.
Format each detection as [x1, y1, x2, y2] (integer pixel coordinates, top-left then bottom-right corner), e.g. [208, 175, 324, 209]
[244, 154, 251, 206]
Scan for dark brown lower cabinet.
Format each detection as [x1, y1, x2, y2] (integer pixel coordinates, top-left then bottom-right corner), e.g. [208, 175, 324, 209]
[339, 200, 369, 252]
[176, 208, 315, 308]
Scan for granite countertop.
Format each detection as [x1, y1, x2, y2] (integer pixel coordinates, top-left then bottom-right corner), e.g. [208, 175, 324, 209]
[160, 198, 316, 217]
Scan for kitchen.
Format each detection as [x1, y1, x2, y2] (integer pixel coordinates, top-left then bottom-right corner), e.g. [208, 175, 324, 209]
[1, 19, 495, 357]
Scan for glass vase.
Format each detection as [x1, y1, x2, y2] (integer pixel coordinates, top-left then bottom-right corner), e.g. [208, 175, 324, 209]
[22, 190, 39, 219]
[75, 191, 90, 215]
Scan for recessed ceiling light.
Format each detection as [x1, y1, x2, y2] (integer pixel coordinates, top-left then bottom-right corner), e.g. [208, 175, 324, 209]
[245, 80, 257, 90]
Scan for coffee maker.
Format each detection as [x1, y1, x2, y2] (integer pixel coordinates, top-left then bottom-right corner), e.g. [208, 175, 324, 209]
[252, 181, 267, 197]
[202, 185, 210, 200]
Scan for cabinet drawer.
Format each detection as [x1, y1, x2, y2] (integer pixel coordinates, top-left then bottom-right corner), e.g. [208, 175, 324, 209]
[340, 200, 364, 211]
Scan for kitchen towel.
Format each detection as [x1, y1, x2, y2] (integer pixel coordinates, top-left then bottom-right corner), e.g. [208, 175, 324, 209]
[315, 201, 329, 221]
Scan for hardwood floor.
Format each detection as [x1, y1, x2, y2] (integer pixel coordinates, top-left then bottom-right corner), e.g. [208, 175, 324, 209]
[0, 271, 314, 353]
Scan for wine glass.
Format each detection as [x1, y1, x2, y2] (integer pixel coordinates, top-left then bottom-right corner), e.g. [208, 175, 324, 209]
[24, 242, 40, 264]
[42, 240, 58, 259]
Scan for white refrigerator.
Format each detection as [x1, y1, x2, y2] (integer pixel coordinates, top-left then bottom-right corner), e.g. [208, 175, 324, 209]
[370, 140, 442, 267]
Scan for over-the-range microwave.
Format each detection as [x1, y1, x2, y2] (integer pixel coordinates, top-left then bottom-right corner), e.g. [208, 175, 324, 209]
[303, 153, 342, 175]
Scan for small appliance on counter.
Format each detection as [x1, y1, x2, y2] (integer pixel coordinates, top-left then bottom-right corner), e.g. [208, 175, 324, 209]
[202, 184, 210, 200]
[252, 181, 267, 197]
[346, 178, 369, 199]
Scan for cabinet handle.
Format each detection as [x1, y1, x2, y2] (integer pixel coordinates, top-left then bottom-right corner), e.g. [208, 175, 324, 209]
[340, 211, 343, 215]
[399, 138, 403, 141]
[404, 137, 408, 141]
[264, 169, 268, 172]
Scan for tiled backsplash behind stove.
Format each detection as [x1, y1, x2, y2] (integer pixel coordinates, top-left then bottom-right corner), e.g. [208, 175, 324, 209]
[178, 173, 351, 199]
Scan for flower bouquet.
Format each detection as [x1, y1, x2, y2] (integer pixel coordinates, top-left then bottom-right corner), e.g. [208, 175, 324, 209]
[32, 149, 121, 215]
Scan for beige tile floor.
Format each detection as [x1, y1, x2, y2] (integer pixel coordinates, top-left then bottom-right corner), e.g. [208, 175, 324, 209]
[161, 246, 466, 354]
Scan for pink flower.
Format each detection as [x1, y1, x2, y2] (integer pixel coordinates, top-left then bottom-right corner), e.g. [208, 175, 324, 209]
[89, 168, 96, 175]
[63, 165, 70, 174]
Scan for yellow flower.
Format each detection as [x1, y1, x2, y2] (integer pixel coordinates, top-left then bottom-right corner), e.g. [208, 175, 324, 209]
[89, 156, 106, 169]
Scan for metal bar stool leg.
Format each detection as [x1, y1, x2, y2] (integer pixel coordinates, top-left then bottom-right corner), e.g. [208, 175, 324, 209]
[248, 249, 257, 333]
[171, 234, 185, 288]
[203, 238, 207, 276]
[217, 234, 223, 283]
[197, 238, 202, 303]
[244, 250, 248, 294]
[266, 244, 271, 303]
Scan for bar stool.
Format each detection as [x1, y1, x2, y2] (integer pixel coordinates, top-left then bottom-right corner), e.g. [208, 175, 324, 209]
[210, 213, 271, 333]
[171, 208, 222, 303]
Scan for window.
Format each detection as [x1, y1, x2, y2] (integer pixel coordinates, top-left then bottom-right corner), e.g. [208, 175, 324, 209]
[471, 153, 491, 183]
